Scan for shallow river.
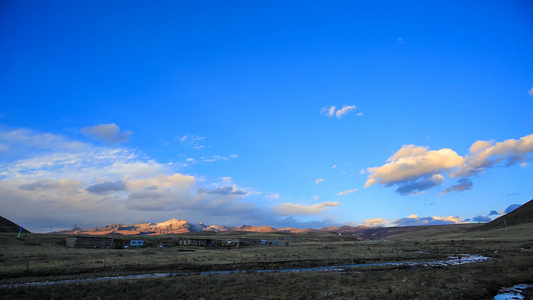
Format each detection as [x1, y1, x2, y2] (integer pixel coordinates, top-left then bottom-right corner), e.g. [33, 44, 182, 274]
[0, 254, 490, 289]
[493, 284, 533, 300]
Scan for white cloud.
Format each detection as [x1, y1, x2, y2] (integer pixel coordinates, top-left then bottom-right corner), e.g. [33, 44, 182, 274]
[315, 178, 324, 184]
[451, 134, 533, 177]
[275, 202, 340, 216]
[335, 105, 356, 118]
[363, 217, 389, 227]
[529, 87, 533, 96]
[321, 105, 358, 119]
[335, 188, 358, 196]
[81, 123, 132, 144]
[364, 134, 533, 195]
[364, 145, 463, 194]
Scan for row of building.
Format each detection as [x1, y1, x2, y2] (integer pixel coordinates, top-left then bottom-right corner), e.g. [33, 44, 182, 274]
[65, 236, 278, 249]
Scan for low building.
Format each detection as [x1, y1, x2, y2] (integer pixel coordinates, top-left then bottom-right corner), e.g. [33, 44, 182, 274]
[177, 238, 212, 246]
[129, 239, 145, 247]
[65, 236, 114, 249]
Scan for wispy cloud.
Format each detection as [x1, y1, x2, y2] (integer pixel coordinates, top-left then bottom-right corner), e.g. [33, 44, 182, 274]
[335, 188, 358, 196]
[437, 178, 473, 196]
[177, 134, 205, 149]
[321, 105, 359, 119]
[81, 123, 132, 144]
[200, 154, 238, 163]
[529, 87, 533, 96]
[265, 193, 280, 200]
[315, 178, 324, 184]
[275, 202, 339, 216]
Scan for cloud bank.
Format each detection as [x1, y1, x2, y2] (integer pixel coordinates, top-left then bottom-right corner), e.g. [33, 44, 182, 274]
[0, 127, 318, 231]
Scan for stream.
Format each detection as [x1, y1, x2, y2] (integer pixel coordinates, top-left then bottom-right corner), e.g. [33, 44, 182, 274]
[0, 254, 490, 289]
[493, 284, 533, 300]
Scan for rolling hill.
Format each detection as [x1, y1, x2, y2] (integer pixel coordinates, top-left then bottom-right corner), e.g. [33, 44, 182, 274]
[0, 216, 31, 233]
[478, 198, 533, 231]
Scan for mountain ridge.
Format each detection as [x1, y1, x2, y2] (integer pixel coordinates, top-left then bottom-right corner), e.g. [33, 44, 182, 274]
[53, 218, 371, 235]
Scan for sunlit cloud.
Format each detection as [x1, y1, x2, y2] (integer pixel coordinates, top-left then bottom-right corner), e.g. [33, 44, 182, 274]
[321, 105, 358, 119]
[451, 134, 533, 177]
[275, 201, 340, 216]
[315, 178, 324, 184]
[392, 214, 464, 226]
[364, 145, 461, 194]
[81, 123, 132, 144]
[363, 217, 389, 227]
[335, 188, 358, 196]
[364, 134, 533, 195]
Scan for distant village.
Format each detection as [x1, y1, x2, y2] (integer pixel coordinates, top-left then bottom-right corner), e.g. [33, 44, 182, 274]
[65, 236, 293, 249]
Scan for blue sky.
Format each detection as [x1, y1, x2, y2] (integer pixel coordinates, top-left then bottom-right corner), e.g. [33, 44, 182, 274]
[1, 1, 532, 232]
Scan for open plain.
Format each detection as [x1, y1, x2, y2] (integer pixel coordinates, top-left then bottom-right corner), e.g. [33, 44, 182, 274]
[1, 222, 532, 299]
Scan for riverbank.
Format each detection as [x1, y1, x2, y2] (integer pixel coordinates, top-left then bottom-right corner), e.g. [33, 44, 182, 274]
[1, 232, 532, 299]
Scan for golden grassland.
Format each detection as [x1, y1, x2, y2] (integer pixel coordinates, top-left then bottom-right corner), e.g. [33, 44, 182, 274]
[1, 223, 532, 299]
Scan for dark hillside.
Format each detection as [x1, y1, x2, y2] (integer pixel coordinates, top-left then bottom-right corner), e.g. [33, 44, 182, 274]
[0, 216, 31, 233]
[479, 198, 533, 231]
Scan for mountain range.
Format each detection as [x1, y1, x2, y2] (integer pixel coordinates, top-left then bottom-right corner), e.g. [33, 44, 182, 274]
[5, 199, 531, 236]
[54, 218, 370, 235]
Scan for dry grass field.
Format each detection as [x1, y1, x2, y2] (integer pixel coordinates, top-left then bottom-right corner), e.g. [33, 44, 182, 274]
[1, 223, 532, 299]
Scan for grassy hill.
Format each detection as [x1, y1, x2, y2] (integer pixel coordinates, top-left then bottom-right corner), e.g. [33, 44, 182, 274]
[479, 198, 533, 231]
[0, 216, 31, 233]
